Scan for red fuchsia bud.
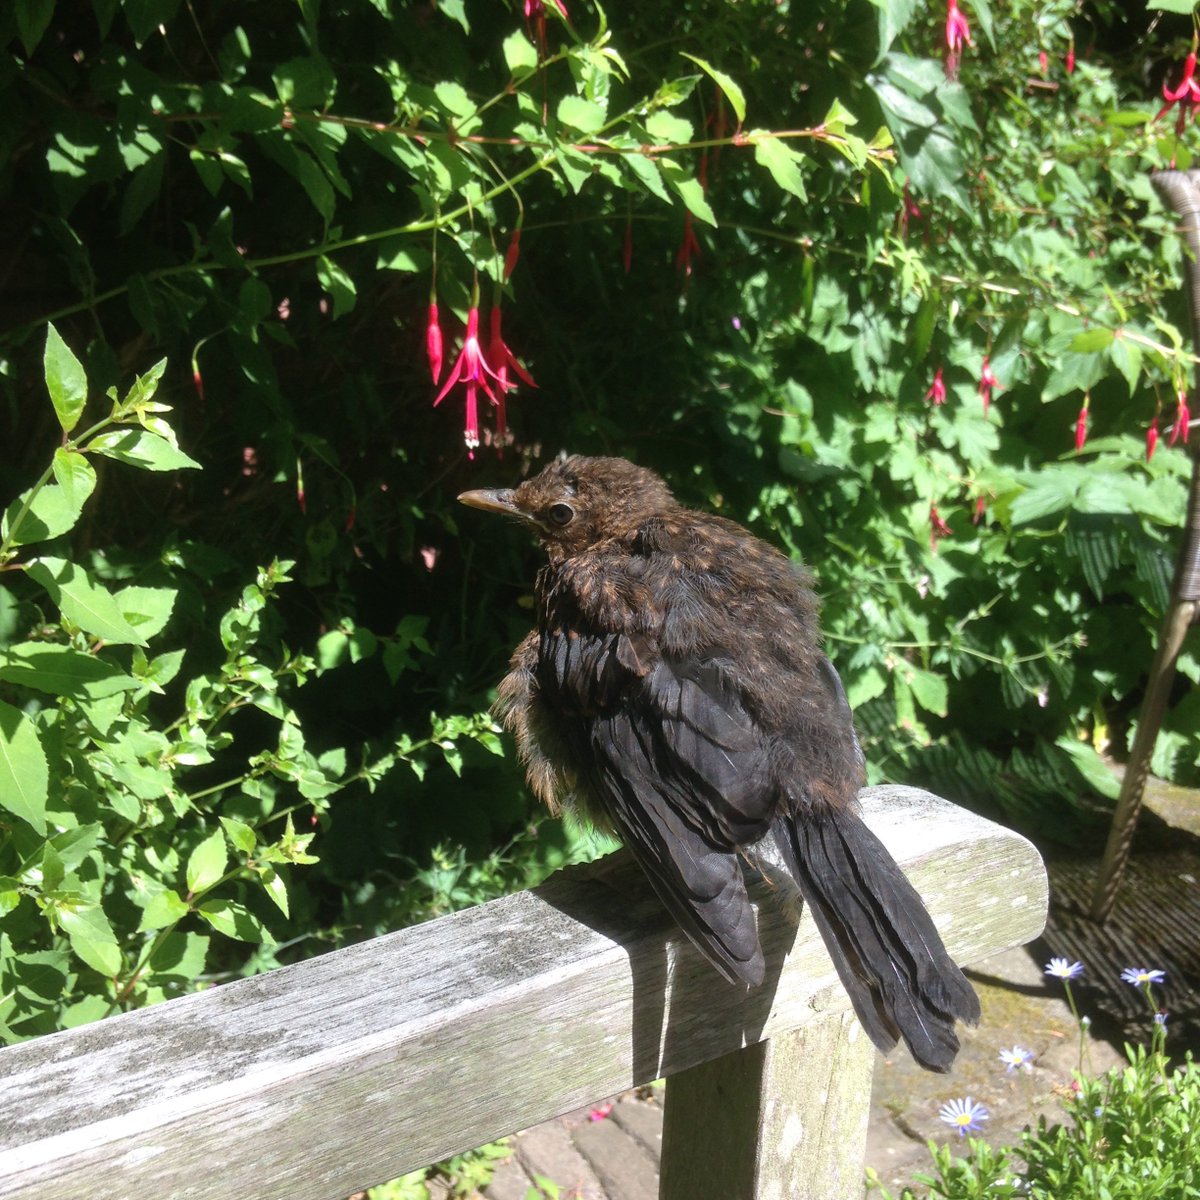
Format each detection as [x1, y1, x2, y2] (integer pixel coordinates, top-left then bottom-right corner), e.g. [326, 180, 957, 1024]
[503, 228, 522, 281]
[1066, 40, 1075, 74]
[192, 368, 204, 402]
[972, 495, 986, 524]
[426, 303, 443, 383]
[1038, 50, 1049, 78]
[1074, 403, 1088, 453]
[623, 219, 633, 274]
[676, 212, 702, 276]
[925, 366, 946, 406]
[296, 458, 306, 515]
[929, 504, 952, 553]
[1170, 390, 1191, 445]
[345, 507, 357, 533]
[1147, 418, 1160, 462]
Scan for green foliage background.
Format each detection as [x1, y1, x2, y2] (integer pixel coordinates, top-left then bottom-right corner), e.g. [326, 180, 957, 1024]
[1, 0, 1199, 1041]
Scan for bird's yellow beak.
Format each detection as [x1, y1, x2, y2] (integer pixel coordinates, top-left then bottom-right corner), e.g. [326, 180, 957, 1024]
[457, 488, 527, 519]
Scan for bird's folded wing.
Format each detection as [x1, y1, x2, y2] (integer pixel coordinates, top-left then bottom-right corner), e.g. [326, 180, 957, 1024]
[538, 628, 776, 985]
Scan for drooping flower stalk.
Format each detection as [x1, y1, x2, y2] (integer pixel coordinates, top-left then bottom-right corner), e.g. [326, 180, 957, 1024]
[426, 302, 444, 384]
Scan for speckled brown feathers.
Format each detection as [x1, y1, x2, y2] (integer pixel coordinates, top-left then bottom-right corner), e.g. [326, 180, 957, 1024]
[463, 455, 979, 1071]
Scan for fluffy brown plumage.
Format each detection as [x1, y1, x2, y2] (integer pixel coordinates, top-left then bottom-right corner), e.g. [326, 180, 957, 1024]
[460, 455, 980, 1071]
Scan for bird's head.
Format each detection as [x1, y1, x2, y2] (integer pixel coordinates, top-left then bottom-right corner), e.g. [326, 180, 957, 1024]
[459, 455, 674, 558]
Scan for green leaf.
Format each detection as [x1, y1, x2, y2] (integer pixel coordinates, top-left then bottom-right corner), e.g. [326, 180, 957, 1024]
[15, 0, 55, 55]
[1055, 737, 1121, 799]
[645, 112, 694, 145]
[59, 904, 122, 977]
[26, 557, 148, 645]
[2, 475, 93, 546]
[503, 30, 538, 74]
[220, 816, 257, 854]
[196, 899, 273, 943]
[753, 136, 807, 200]
[44, 324, 88, 435]
[679, 53, 746, 124]
[186, 828, 228, 894]
[660, 162, 717, 225]
[272, 53, 336, 107]
[1109, 336, 1143, 395]
[316, 255, 357, 319]
[433, 80, 476, 120]
[0, 644, 139, 700]
[258, 866, 290, 917]
[1147, 0, 1196, 12]
[52, 449, 97, 507]
[114, 585, 178, 640]
[0, 699, 49, 834]
[905, 665, 949, 717]
[1068, 328, 1115, 353]
[138, 889, 191, 931]
[557, 95, 607, 135]
[88, 428, 200, 472]
[865, 0, 919, 64]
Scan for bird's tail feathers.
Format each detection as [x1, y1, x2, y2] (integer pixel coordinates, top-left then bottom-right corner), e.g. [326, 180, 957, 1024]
[773, 805, 980, 1073]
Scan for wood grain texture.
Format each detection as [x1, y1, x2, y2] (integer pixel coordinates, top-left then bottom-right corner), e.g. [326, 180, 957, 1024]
[0, 787, 1047, 1200]
[659, 1010, 874, 1200]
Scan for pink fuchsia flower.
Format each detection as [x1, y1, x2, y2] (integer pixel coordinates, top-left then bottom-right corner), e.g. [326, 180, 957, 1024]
[944, 0, 972, 80]
[979, 355, 1000, 415]
[972, 494, 986, 524]
[1156, 51, 1200, 138]
[588, 1102, 613, 1122]
[1038, 50, 1049, 78]
[929, 504, 952, 553]
[1147, 418, 1160, 462]
[1066, 40, 1075, 74]
[1170, 390, 1191, 445]
[426, 302, 443, 383]
[1074, 401, 1089, 452]
[434, 306, 505, 457]
[925, 366, 946, 406]
[488, 308, 536, 446]
[899, 179, 923, 238]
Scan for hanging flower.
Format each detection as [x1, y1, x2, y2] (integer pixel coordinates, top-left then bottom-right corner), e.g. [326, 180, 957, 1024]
[972, 494, 986, 524]
[676, 211, 702, 276]
[899, 179, 923, 238]
[1038, 49, 1049, 78]
[944, 0, 973, 80]
[488, 307, 536, 447]
[979, 355, 1000, 415]
[1170, 390, 1191, 445]
[434, 306, 505, 458]
[1147, 418, 1160, 462]
[1066, 40, 1076, 75]
[426, 302, 444, 384]
[1155, 49, 1200, 137]
[1074, 401, 1089, 453]
[503, 228, 522, 281]
[929, 504, 952, 553]
[925, 366, 946, 406]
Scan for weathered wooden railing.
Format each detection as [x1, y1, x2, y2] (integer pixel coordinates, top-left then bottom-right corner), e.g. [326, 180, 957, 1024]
[0, 786, 1047, 1200]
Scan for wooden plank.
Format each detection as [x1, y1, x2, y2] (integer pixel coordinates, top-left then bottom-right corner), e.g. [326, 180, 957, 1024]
[0, 787, 1047, 1200]
[659, 1010, 874, 1200]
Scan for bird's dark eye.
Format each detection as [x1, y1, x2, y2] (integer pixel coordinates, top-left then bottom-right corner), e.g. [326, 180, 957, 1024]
[547, 502, 575, 527]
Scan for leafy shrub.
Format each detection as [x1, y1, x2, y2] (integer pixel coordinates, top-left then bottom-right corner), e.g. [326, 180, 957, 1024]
[2, 0, 1200, 1038]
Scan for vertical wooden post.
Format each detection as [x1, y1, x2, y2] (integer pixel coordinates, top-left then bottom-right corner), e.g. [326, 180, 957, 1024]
[659, 1010, 874, 1200]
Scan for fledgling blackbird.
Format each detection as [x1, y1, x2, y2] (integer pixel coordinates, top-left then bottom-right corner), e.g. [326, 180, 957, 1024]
[460, 455, 980, 1072]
